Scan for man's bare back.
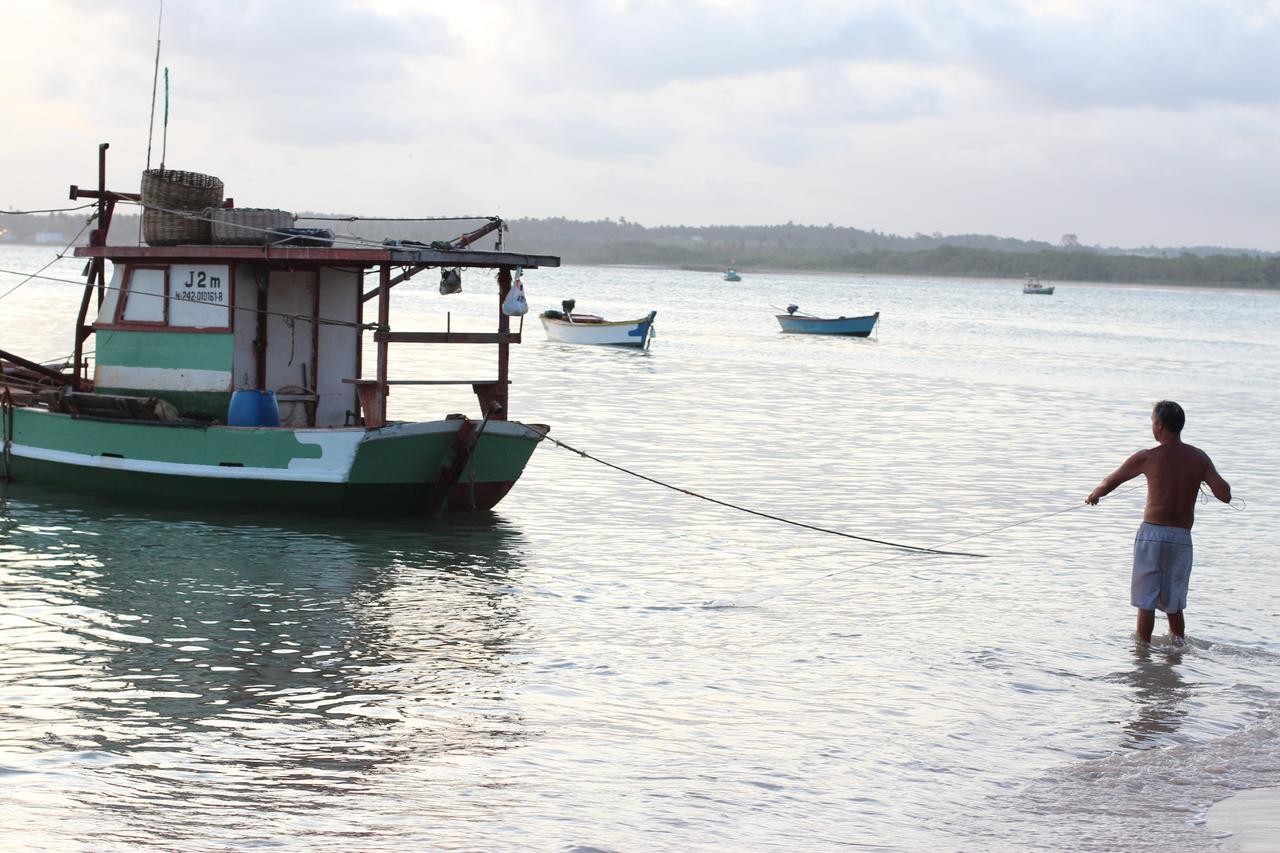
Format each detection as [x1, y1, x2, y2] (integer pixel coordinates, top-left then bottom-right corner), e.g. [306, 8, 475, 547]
[1085, 409, 1231, 528]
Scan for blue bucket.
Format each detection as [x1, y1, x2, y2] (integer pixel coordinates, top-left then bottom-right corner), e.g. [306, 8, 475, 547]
[258, 390, 280, 427]
[228, 390, 280, 427]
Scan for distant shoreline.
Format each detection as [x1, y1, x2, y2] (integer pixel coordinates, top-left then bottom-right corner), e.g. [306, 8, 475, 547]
[2, 238, 1275, 294]
[579, 262, 1280, 296]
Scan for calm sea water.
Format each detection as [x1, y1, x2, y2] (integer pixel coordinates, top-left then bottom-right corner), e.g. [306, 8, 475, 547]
[2, 246, 1279, 850]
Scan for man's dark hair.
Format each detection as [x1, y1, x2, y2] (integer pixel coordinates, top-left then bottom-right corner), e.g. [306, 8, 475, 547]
[1153, 400, 1185, 434]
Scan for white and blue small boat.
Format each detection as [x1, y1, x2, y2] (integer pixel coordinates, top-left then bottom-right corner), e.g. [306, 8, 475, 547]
[540, 300, 657, 349]
[776, 305, 879, 337]
[724, 268, 742, 282]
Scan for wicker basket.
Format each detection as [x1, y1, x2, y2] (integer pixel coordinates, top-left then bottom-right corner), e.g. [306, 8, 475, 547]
[207, 208, 295, 245]
[140, 168, 224, 246]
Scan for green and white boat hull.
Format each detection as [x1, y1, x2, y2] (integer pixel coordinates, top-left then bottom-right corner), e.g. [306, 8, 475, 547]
[5, 408, 546, 515]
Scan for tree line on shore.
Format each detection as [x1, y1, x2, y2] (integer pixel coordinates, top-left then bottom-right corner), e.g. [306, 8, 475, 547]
[5, 211, 1277, 288]
[582, 239, 1280, 288]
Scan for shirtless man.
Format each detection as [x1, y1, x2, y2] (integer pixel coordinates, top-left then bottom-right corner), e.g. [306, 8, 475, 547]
[1085, 401, 1231, 643]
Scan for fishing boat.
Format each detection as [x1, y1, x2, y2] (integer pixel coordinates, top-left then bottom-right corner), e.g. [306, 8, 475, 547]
[724, 268, 742, 282]
[776, 305, 879, 337]
[0, 144, 560, 516]
[539, 300, 656, 349]
[1022, 275, 1055, 295]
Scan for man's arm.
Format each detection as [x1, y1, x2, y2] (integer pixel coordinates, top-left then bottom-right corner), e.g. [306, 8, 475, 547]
[1202, 454, 1232, 503]
[1086, 451, 1147, 505]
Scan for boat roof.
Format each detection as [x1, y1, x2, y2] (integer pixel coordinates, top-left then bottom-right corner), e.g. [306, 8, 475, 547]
[74, 244, 560, 269]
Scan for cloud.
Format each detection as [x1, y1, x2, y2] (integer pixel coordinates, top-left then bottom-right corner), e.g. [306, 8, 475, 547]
[61, 0, 452, 145]
[965, 1, 1280, 110]
[519, 111, 671, 159]
[4, 0, 1280, 248]
[496, 0, 1280, 114]
[510, 0, 953, 91]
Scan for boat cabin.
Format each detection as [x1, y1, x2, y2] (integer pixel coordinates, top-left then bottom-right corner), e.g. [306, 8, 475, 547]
[59, 147, 558, 430]
[0, 145, 561, 517]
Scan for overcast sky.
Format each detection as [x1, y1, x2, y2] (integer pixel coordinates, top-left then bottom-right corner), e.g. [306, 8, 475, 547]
[3, 0, 1278, 250]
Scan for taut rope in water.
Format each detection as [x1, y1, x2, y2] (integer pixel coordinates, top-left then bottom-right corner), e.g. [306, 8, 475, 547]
[709, 483, 1151, 608]
[528, 428, 986, 558]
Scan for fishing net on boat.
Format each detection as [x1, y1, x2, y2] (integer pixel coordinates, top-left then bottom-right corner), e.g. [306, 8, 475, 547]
[141, 168, 224, 245]
[207, 207, 294, 245]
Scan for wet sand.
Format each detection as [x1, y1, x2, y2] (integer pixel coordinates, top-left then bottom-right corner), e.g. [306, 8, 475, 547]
[1207, 787, 1280, 851]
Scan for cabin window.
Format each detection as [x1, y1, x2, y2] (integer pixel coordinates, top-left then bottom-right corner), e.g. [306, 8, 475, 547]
[119, 267, 167, 324]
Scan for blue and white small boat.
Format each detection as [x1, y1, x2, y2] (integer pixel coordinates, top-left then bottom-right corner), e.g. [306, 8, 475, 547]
[540, 300, 657, 349]
[776, 305, 879, 337]
[724, 268, 742, 282]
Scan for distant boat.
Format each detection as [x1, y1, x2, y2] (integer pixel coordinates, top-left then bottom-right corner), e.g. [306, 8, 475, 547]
[724, 268, 742, 282]
[776, 305, 879, 337]
[1023, 275, 1055, 295]
[540, 300, 657, 349]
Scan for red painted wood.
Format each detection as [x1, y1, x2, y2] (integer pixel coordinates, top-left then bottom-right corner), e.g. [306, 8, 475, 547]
[376, 265, 390, 424]
[375, 331, 522, 345]
[446, 478, 518, 512]
[76, 245, 389, 263]
[495, 267, 511, 420]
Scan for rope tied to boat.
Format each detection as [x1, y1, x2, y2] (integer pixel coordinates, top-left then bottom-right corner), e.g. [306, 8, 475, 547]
[525, 426, 987, 558]
[283, 314, 298, 366]
[0, 213, 97, 303]
[1, 387, 14, 483]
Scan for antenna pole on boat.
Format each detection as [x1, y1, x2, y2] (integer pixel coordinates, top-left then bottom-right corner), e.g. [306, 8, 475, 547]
[160, 66, 170, 171]
[144, 0, 164, 171]
[94, 141, 108, 306]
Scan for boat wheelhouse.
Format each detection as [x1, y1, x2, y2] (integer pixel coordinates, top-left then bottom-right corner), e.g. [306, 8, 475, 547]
[0, 145, 560, 516]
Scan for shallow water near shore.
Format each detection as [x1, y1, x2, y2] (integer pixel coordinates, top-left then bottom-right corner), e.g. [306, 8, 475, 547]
[3, 250, 1280, 849]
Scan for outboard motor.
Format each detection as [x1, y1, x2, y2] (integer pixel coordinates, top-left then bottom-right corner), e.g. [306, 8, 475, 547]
[561, 298, 576, 316]
[787, 304, 799, 315]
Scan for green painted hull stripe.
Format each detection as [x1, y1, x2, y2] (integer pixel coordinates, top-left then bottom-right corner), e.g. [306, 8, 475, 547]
[96, 329, 234, 371]
[9, 409, 542, 487]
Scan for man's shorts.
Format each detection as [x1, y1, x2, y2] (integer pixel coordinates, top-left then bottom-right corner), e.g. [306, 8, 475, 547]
[1131, 522, 1193, 613]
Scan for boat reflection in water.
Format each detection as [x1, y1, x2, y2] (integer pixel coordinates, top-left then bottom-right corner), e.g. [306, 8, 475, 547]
[0, 481, 532, 846]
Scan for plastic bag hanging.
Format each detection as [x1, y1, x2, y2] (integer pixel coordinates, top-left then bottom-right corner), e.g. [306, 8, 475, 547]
[502, 268, 528, 316]
[440, 268, 462, 295]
